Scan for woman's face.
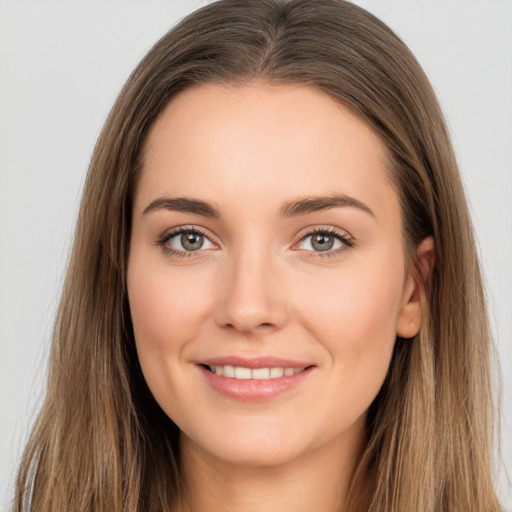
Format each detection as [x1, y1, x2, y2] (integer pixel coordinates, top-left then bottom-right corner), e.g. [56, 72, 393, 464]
[127, 83, 421, 467]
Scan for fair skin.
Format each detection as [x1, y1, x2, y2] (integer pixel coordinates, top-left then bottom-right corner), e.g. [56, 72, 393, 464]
[127, 82, 433, 512]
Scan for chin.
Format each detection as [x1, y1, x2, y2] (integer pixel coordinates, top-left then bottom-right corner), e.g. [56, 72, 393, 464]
[207, 441, 302, 468]
[182, 418, 310, 468]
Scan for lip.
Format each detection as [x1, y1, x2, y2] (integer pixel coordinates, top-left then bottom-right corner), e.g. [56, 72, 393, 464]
[196, 356, 316, 402]
[199, 356, 313, 369]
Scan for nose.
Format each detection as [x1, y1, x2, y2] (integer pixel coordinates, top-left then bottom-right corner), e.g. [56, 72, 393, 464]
[213, 247, 289, 334]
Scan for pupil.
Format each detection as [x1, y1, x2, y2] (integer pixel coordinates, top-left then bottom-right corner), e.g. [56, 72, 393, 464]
[312, 234, 334, 251]
[181, 232, 203, 251]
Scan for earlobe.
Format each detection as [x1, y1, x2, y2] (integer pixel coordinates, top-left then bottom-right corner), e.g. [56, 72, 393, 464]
[396, 236, 435, 338]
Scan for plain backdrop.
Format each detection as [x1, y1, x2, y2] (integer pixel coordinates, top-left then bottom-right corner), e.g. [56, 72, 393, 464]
[0, 1, 511, 510]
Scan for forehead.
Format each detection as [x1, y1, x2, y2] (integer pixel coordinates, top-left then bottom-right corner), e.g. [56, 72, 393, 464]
[136, 82, 398, 225]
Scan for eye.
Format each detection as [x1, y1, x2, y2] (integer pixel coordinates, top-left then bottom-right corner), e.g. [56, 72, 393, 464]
[158, 227, 216, 256]
[296, 228, 353, 256]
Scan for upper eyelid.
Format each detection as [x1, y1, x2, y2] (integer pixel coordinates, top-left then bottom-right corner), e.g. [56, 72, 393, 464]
[158, 225, 353, 249]
[160, 229, 214, 248]
[157, 227, 217, 256]
[295, 228, 353, 251]
[161, 225, 215, 240]
[296, 225, 353, 242]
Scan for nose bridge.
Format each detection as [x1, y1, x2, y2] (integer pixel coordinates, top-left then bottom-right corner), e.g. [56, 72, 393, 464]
[214, 238, 288, 333]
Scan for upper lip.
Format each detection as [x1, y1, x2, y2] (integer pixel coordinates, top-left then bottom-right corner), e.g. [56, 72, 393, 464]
[198, 356, 314, 369]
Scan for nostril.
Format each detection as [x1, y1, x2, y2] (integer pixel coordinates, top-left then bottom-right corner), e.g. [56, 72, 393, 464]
[223, 321, 274, 331]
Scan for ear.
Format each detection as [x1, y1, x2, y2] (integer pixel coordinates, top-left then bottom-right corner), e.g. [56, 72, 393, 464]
[396, 236, 435, 338]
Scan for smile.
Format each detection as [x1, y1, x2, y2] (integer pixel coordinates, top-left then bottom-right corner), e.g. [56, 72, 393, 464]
[198, 360, 315, 401]
[206, 365, 306, 380]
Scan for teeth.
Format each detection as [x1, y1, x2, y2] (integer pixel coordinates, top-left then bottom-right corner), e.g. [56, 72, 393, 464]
[223, 365, 235, 378]
[209, 365, 305, 380]
[270, 367, 284, 378]
[234, 367, 251, 379]
[251, 368, 270, 380]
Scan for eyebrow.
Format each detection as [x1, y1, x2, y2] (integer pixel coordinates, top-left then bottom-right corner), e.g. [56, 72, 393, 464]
[143, 197, 221, 217]
[142, 193, 374, 218]
[278, 194, 374, 218]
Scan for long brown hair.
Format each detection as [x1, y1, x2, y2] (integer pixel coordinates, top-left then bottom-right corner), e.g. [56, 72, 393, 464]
[15, 0, 502, 510]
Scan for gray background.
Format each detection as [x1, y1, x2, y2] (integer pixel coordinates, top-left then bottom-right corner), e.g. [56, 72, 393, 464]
[1, 1, 511, 509]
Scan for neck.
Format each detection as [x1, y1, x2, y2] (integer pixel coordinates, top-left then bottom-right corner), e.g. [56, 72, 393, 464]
[175, 418, 366, 512]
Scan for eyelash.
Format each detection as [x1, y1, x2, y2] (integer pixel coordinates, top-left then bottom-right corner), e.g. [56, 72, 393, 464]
[156, 226, 354, 259]
[156, 226, 213, 259]
[299, 227, 354, 259]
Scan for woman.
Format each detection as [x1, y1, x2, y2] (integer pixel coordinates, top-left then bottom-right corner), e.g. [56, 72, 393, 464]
[14, 0, 503, 510]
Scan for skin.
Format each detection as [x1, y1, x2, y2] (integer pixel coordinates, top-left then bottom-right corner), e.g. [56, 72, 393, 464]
[127, 82, 433, 511]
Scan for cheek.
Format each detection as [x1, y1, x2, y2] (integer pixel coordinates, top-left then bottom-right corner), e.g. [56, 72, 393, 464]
[127, 257, 218, 422]
[128, 260, 210, 349]
[301, 266, 402, 335]
[126, 257, 216, 411]
[292, 259, 404, 435]
[295, 255, 404, 380]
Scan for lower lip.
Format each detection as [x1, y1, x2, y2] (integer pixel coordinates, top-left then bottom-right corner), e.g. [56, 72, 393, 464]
[198, 365, 315, 401]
